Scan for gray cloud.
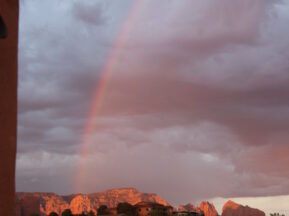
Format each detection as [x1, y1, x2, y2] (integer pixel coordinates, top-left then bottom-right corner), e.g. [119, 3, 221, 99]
[16, 0, 289, 205]
[72, 2, 105, 26]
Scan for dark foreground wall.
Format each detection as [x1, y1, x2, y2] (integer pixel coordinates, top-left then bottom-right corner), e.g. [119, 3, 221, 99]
[0, 0, 19, 215]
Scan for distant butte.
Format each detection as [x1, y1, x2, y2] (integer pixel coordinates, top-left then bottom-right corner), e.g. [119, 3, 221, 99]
[179, 201, 218, 216]
[16, 187, 169, 215]
[222, 200, 265, 216]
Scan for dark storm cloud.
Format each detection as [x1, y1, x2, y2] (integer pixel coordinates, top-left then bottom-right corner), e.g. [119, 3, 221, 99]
[95, 0, 289, 198]
[17, 0, 111, 155]
[100, 73, 289, 146]
[16, 0, 289, 206]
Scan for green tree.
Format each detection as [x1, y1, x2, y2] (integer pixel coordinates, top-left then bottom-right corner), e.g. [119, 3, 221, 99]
[62, 209, 73, 216]
[74, 214, 85, 216]
[150, 208, 168, 216]
[117, 202, 135, 216]
[49, 212, 59, 216]
[97, 205, 108, 215]
[88, 210, 96, 216]
[270, 213, 285, 216]
[73, 213, 85, 216]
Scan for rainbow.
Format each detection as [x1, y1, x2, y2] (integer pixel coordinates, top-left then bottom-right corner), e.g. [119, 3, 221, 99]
[75, 0, 145, 192]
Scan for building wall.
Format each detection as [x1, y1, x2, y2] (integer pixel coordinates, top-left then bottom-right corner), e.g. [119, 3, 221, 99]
[0, 0, 19, 215]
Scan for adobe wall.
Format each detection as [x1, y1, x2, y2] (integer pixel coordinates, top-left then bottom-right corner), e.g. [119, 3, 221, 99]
[0, 0, 19, 215]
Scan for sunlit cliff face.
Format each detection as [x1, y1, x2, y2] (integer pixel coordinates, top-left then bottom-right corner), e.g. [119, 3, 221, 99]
[16, 0, 289, 206]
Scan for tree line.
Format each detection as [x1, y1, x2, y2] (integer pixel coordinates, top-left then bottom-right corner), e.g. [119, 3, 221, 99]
[29, 202, 146, 216]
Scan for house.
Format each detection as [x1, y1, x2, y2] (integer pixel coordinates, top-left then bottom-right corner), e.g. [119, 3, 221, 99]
[134, 201, 173, 216]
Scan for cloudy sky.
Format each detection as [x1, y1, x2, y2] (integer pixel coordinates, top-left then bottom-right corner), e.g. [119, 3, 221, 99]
[16, 0, 289, 209]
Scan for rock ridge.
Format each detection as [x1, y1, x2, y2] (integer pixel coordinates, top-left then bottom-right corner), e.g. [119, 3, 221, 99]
[16, 187, 169, 215]
[222, 200, 265, 216]
[179, 201, 218, 216]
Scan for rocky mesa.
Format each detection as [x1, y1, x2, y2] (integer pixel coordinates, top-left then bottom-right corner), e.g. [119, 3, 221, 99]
[16, 187, 169, 215]
[222, 200, 265, 216]
[16, 189, 267, 216]
[179, 201, 218, 216]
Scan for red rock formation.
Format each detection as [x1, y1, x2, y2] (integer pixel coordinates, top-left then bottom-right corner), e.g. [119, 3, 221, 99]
[15, 193, 41, 216]
[15, 198, 22, 216]
[222, 200, 265, 216]
[39, 193, 69, 215]
[70, 195, 96, 214]
[200, 201, 218, 216]
[17, 192, 69, 215]
[16, 188, 169, 215]
[178, 201, 218, 216]
[178, 203, 202, 214]
[88, 188, 169, 208]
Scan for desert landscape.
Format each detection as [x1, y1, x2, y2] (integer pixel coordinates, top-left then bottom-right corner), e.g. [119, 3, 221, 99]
[15, 188, 277, 216]
[1, 0, 289, 215]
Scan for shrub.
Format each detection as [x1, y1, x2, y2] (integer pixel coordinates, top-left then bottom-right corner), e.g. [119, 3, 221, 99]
[62, 209, 73, 216]
[117, 202, 135, 216]
[97, 205, 108, 215]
